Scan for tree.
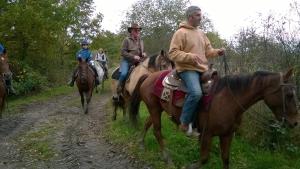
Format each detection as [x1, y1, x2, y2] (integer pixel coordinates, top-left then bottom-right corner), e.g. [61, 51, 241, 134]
[0, 0, 103, 92]
[120, 0, 216, 54]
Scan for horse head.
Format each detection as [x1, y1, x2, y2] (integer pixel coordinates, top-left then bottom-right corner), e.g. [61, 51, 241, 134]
[263, 68, 299, 127]
[147, 49, 173, 71]
[78, 58, 89, 69]
[0, 53, 12, 80]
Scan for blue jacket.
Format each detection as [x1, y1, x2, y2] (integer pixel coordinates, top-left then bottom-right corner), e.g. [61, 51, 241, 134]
[0, 43, 5, 55]
[76, 48, 92, 62]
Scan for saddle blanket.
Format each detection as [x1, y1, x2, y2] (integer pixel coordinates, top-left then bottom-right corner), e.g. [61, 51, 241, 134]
[153, 70, 212, 108]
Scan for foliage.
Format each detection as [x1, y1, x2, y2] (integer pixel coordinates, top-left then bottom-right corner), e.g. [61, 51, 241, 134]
[0, 0, 103, 95]
[120, 0, 214, 53]
[12, 63, 47, 95]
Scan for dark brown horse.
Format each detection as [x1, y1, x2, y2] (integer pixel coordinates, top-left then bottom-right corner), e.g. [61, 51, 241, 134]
[111, 50, 173, 122]
[0, 52, 11, 118]
[76, 59, 95, 114]
[130, 68, 299, 169]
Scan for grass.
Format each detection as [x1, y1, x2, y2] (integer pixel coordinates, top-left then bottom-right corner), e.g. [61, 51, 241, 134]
[106, 103, 300, 169]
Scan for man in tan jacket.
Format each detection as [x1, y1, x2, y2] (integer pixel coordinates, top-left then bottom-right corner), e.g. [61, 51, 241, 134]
[168, 6, 225, 132]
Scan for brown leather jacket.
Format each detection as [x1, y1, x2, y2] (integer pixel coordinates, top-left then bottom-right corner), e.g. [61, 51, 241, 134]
[121, 36, 144, 63]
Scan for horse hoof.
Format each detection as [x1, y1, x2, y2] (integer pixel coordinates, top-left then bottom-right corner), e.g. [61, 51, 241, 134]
[112, 115, 116, 121]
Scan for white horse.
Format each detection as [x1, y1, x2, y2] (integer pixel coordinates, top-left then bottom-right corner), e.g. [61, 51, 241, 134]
[90, 60, 105, 92]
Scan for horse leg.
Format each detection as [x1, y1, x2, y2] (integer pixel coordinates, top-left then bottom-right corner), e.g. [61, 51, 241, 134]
[85, 90, 93, 114]
[122, 97, 129, 121]
[112, 97, 118, 121]
[185, 133, 213, 169]
[139, 116, 152, 150]
[95, 85, 98, 93]
[151, 108, 173, 165]
[200, 134, 212, 166]
[83, 92, 88, 114]
[80, 92, 85, 112]
[219, 134, 233, 169]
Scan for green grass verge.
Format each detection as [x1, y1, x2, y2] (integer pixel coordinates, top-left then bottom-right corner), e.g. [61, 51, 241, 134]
[106, 103, 300, 169]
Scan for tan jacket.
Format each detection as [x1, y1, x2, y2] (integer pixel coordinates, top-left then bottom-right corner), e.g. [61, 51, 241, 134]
[121, 36, 144, 63]
[169, 22, 220, 72]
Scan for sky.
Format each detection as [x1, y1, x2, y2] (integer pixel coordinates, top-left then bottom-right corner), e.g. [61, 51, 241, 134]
[94, 0, 297, 40]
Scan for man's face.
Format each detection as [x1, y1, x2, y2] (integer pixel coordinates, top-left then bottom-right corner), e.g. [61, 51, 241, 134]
[131, 29, 140, 39]
[82, 44, 88, 49]
[190, 10, 202, 27]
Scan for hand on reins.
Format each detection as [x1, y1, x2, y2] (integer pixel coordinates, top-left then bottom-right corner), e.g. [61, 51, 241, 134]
[133, 55, 140, 60]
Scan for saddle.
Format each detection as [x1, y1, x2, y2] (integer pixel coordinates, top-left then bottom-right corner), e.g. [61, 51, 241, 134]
[155, 68, 219, 108]
[111, 65, 136, 82]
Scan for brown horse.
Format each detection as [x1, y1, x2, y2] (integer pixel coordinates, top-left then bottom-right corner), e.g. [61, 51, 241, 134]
[111, 50, 173, 122]
[0, 52, 11, 118]
[130, 68, 299, 169]
[76, 58, 95, 114]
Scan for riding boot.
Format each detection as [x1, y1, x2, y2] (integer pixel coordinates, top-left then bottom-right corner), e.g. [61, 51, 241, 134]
[5, 78, 16, 95]
[68, 68, 78, 87]
[91, 66, 99, 86]
[117, 81, 125, 94]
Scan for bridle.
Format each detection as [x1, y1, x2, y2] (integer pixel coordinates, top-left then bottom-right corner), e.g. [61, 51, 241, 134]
[263, 73, 299, 121]
[222, 54, 299, 122]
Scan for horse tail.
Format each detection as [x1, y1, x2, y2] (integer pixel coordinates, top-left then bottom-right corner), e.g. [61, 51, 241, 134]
[129, 74, 148, 125]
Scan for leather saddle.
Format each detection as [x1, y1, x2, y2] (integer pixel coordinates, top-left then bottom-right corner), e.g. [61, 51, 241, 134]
[161, 68, 219, 107]
[111, 65, 136, 81]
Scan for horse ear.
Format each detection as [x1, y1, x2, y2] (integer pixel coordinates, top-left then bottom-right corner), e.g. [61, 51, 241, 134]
[78, 58, 82, 62]
[284, 67, 293, 81]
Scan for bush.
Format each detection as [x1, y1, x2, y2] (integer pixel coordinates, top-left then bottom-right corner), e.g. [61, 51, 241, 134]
[12, 63, 47, 95]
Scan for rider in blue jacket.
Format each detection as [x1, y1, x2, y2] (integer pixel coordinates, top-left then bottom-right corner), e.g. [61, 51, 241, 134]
[68, 40, 98, 86]
[0, 43, 16, 95]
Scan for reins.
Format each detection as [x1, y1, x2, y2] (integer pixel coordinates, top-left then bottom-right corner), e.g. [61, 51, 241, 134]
[222, 54, 298, 128]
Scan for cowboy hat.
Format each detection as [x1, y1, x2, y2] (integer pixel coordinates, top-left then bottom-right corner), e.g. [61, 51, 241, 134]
[127, 23, 142, 33]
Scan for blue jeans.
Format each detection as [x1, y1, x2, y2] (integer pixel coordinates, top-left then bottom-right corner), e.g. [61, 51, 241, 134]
[178, 71, 202, 125]
[118, 58, 130, 82]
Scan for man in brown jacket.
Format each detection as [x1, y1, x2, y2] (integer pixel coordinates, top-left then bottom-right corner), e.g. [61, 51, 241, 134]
[117, 23, 145, 93]
[168, 6, 225, 132]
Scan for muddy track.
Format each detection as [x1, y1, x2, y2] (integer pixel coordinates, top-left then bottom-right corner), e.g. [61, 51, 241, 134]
[0, 90, 148, 169]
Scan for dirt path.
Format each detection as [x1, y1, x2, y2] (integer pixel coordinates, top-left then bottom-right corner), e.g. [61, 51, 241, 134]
[0, 90, 146, 169]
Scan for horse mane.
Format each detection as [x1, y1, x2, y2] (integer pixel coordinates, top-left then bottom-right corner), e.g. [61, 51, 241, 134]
[214, 71, 277, 95]
[148, 53, 159, 68]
